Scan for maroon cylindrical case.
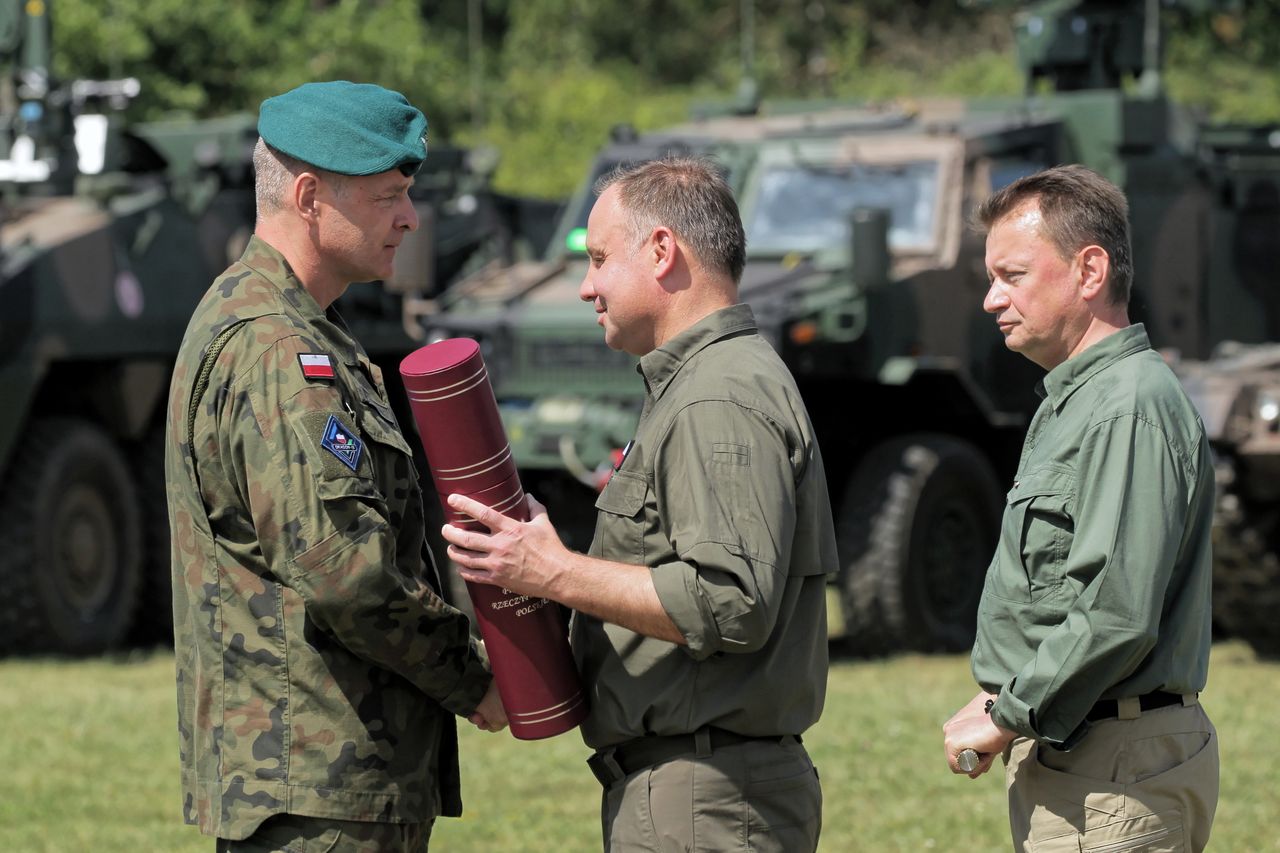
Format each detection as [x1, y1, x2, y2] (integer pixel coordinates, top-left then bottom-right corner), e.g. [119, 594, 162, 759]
[400, 338, 587, 739]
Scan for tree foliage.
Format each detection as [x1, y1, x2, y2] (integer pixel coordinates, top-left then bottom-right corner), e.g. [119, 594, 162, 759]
[39, 0, 1280, 198]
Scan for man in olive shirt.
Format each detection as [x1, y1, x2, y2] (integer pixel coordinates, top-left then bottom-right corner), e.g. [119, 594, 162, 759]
[943, 165, 1219, 851]
[442, 157, 838, 851]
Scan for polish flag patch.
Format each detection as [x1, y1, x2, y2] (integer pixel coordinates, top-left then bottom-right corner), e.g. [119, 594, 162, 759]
[298, 353, 335, 380]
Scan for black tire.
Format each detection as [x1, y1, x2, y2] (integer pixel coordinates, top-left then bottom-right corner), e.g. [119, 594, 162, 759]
[128, 425, 174, 646]
[0, 419, 143, 655]
[835, 434, 1002, 655]
[1212, 505, 1280, 659]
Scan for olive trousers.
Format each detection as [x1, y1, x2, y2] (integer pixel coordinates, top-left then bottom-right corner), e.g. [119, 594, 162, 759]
[216, 813, 433, 853]
[599, 736, 822, 852]
[1004, 700, 1218, 852]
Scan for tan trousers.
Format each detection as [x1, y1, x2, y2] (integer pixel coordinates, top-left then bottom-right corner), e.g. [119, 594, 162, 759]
[1004, 700, 1218, 852]
[600, 737, 822, 852]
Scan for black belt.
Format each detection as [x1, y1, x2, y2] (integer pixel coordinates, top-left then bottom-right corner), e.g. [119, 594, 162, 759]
[1086, 690, 1187, 722]
[587, 727, 800, 788]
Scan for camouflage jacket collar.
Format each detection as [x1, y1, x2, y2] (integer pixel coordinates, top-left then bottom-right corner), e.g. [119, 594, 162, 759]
[238, 235, 360, 366]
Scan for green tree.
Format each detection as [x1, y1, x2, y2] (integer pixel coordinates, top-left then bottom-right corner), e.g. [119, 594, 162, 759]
[1164, 4, 1280, 123]
[39, 0, 1280, 200]
[52, 0, 470, 133]
[54, 0, 282, 117]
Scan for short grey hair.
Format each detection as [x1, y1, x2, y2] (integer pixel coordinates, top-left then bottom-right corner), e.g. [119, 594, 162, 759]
[594, 156, 746, 283]
[252, 137, 347, 220]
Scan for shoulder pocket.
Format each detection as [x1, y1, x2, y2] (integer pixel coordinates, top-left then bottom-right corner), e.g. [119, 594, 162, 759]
[286, 408, 380, 502]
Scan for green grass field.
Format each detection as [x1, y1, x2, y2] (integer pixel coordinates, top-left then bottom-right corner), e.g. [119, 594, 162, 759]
[0, 643, 1274, 852]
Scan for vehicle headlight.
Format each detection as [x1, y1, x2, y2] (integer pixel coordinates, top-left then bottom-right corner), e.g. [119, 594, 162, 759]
[1257, 390, 1280, 429]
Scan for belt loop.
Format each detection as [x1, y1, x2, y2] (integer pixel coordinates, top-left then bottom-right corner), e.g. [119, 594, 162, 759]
[694, 727, 712, 758]
[1117, 697, 1141, 720]
[1182, 693, 1199, 708]
[587, 748, 626, 788]
[603, 749, 625, 781]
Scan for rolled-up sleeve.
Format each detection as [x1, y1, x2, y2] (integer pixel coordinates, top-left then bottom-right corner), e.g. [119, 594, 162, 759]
[649, 400, 799, 660]
[990, 413, 1192, 747]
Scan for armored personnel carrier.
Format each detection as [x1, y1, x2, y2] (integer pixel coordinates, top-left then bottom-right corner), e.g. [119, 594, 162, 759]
[426, 0, 1280, 656]
[0, 0, 259, 653]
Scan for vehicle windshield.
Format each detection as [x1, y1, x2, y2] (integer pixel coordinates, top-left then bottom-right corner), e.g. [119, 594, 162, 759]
[566, 159, 627, 233]
[559, 151, 735, 254]
[744, 160, 939, 255]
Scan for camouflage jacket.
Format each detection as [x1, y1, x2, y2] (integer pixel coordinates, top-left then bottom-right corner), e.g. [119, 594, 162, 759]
[165, 236, 491, 840]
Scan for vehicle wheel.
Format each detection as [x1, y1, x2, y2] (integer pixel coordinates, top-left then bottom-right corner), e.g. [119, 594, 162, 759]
[0, 419, 143, 655]
[1212, 505, 1280, 659]
[835, 434, 1002, 655]
[128, 425, 173, 646]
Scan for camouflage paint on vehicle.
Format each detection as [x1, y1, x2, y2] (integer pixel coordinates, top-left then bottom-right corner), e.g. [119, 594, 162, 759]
[1175, 344, 1280, 657]
[0, 0, 259, 652]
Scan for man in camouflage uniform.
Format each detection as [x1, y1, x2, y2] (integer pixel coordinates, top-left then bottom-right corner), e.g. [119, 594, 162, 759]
[165, 81, 504, 852]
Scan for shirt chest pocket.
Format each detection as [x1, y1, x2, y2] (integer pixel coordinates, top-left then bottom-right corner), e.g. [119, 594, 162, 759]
[356, 386, 414, 456]
[591, 470, 650, 562]
[988, 466, 1076, 603]
[358, 403, 417, 480]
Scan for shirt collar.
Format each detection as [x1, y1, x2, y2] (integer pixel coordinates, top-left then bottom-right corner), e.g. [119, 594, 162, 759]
[1038, 323, 1152, 410]
[638, 304, 757, 401]
[239, 235, 360, 366]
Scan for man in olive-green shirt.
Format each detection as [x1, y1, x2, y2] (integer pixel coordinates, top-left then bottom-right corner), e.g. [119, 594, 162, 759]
[943, 165, 1219, 852]
[442, 157, 838, 851]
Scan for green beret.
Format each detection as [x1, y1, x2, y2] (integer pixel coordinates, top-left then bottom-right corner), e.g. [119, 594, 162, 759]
[258, 81, 428, 176]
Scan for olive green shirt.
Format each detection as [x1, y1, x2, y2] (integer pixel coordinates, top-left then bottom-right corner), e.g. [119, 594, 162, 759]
[166, 237, 491, 840]
[971, 324, 1214, 749]
[572, 304, 839, 750]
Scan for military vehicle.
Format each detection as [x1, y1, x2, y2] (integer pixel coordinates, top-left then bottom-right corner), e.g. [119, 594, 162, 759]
[1175, 343, 1280, 658]
[424, 0, 1280, 656]
[0, 0, 261, 654]
[0, 1, 537, 654]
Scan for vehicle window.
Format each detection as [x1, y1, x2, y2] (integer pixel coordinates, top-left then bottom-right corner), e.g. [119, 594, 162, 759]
[745, 160, 940, 254]
[989, 160, 1047, 191]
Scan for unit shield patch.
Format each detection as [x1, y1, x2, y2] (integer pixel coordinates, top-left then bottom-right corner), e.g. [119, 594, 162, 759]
[321, 414, 363, 471]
